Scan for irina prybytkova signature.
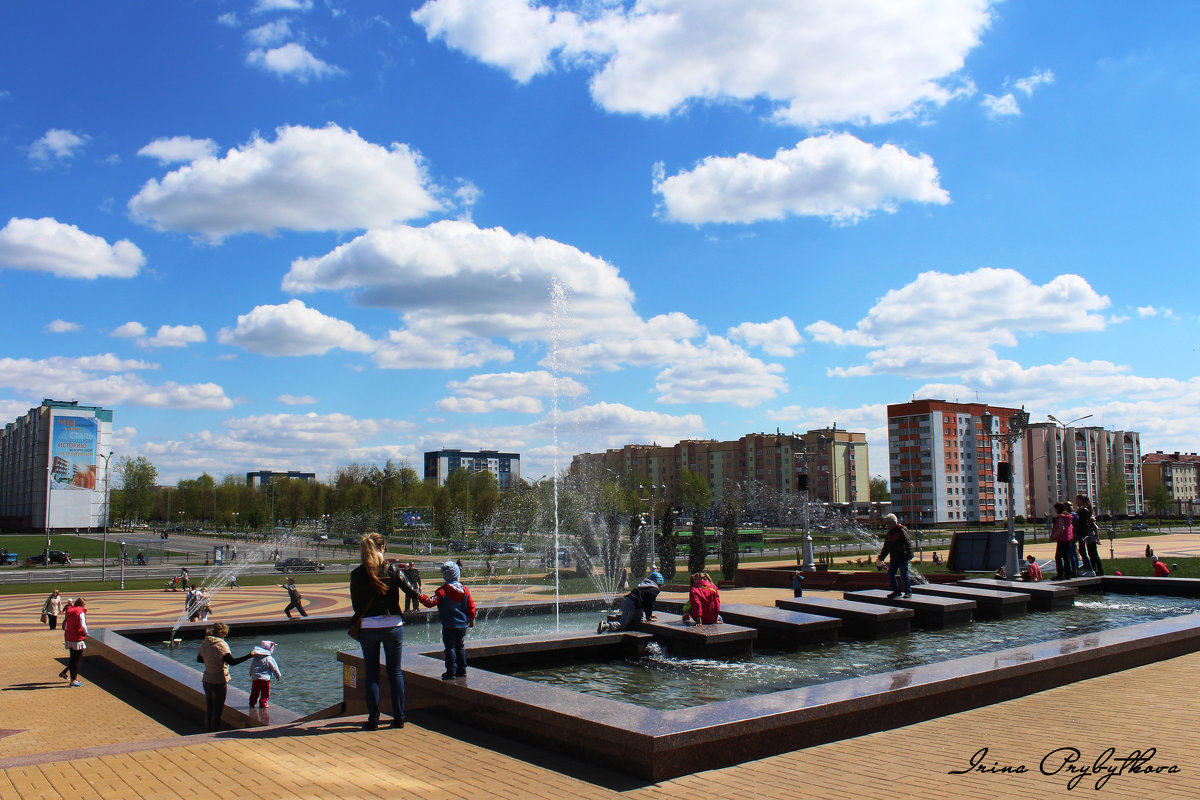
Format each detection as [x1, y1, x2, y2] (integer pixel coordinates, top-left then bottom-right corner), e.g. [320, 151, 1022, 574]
[949, 747, 1182, 790]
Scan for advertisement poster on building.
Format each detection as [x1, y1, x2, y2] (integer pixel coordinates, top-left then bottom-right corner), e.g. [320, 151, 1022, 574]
[49, 415, 97, 491]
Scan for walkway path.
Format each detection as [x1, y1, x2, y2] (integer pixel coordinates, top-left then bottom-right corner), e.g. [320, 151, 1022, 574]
[2, 534, 1198, 799]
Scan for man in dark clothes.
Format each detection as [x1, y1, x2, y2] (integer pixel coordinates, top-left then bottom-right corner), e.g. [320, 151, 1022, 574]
[598, 572, 663, 633]
[877, 513, 914, 599]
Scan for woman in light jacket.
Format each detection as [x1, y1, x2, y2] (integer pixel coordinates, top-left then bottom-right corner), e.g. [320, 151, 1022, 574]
[42, 589, 63, 631]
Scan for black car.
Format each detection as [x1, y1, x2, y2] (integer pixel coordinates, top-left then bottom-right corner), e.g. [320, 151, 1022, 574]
[30, 549, 70, 565]
[274, 557, 325, 572]
[342, 536, 362, 546]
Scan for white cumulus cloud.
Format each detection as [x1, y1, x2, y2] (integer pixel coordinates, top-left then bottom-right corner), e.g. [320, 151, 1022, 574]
[253, 0, 313, 12]
[1014, 68, 1054, 96]
[247, 42, 342, 81]
[728, 318, 802, 357]
[278, 394, 319, 405]
[128, 124, 443, 241]
[0, 355, 232, 410]
[0, 217, 144, 279]
[146, 324, 206, 348]
[437, 370, 587, 413]
[111, 321, 148, 339]
[218, 299, 376, 356]
[982, 92, 1020, 118]
[137, 136, 218, 164]
[29, 129, 88, 164]
[45, 319, 81, 333]
[413, 0, 992, 127]
[809, 268, 1112, 379]
[655, 134, 949, 225]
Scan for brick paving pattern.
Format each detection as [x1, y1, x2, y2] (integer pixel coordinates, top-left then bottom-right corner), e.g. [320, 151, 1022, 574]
[2, 532, 1199, 799]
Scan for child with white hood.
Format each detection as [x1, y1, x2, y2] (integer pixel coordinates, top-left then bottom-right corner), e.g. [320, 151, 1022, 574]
[248, 640, 281, 708]
[419, 561, 476, 680]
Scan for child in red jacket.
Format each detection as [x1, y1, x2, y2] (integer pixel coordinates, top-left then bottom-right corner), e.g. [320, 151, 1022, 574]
[682, 572, 721, 625]
[420, 561, 476, 679]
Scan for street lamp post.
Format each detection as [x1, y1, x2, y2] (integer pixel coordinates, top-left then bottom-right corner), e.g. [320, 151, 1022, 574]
[100, 451, 114, 582]
[981, 408, 1030, 580]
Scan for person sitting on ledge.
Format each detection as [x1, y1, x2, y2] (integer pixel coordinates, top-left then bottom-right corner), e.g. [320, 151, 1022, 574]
[1021, 554, 1043, 582]
[682, 572, 721, 626]
[993, 565, 1007, 579]
[598, 572, 662, 633]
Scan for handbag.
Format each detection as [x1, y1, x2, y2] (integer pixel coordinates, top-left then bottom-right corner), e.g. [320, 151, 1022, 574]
[40, 612, 47, 623]
[348, 614, 362, 641]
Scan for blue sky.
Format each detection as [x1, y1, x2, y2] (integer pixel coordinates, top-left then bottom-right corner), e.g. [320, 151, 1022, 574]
[2, 0, 1198, 484]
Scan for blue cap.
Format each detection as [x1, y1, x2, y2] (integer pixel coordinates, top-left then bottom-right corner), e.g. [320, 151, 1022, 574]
[649, 571, 664, 586]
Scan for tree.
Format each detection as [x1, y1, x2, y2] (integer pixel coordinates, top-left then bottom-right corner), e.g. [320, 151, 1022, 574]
[718, 500, 740, 581]
[678, 468, 712, 576]
[870, 476, 891, 502]
[1099, 459, 1128, 519]
[113, 456, 157, 526]
[1148, 484, 1173, 520]
[658, 507, 677, 581]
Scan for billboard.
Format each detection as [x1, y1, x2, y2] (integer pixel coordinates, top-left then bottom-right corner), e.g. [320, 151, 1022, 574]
[50, 415, 97, 490]
[393, 506, 434, 532]
[47, 412, 99, 529]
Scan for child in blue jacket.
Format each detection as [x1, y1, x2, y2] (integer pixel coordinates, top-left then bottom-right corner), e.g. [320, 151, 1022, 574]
[420, 561, 476, 679]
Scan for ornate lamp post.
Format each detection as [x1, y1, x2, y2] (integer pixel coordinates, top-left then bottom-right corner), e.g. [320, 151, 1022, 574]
[981, 408, 1030, 580]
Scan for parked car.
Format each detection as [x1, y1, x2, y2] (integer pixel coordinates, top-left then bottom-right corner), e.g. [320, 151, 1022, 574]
[447, 539, 468, 551]
[1131, 522, 1151, 531]
[30, 549, 70, 565]
[342, 535, 361, 546]
[313, 532, 329, 541]
[274, 557, 326, 572]
[479, 540, 503, 555]
[500, 542, 525, 553]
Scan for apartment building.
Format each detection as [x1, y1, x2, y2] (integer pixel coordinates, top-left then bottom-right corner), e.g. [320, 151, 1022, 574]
[424, 449, 521, 491]
[1141, 451, 1200, 517]
[572, 428, 870, 509]
[1025, 424, 1144, 518]
[886, 399, 1026, 528]
[0, 399, 115, 532]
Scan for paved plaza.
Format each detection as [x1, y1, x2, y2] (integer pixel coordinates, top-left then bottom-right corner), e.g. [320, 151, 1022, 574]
[2, 534, 1199, 799]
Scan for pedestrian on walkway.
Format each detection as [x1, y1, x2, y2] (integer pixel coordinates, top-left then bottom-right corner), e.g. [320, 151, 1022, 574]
[791, 571, 805, 597]
[877, 514, 913, 598]
[196, 622, 252, 732]
[58, 597, 87, 686]
[350, 533, 421, 730]
[281, 577, 307, 618]
[42, 589, 63, 630]
[1052, 502, 1076, 580]
[403, 562, 422, 612]
[1075, 495, 1104, 576]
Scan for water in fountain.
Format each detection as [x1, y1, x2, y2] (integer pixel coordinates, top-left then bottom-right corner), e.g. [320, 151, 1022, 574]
[168, 532, 288, 637]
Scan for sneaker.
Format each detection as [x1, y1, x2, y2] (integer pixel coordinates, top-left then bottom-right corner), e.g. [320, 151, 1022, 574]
[70, 680, 82, 687]
[441, 672, 455, 680]
[886, 592, 901, 598]
[362, 720, 378, 731]
[903, 592, 912, 598]
[390, 720, 404, 729]
[260, 703, 269, 708]
[597, 620, 606, 634]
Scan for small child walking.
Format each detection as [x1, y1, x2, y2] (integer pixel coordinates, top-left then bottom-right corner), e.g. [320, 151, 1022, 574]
[248, 640, 281, 708]
[420, 561, 476, 680]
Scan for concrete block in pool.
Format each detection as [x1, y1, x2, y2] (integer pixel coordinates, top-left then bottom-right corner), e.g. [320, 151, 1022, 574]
[956, 578, 1077, 610]
[842, 589, 975, 629]
[910, 583, 1029, 619]
[635, 613, 757, 657]
[715, 603, 841, 650]
[776, 596, 912, 639]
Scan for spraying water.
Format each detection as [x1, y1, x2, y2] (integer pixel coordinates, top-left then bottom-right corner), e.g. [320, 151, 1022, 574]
[549, 275, 567, 631]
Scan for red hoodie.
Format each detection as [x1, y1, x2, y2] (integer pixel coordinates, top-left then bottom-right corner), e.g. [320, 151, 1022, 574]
[685, 580, 721, 624]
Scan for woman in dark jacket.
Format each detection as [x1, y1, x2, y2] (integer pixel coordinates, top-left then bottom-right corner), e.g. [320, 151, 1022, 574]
[1074, 495, 1103, 576]
[350, 533, 420, 730]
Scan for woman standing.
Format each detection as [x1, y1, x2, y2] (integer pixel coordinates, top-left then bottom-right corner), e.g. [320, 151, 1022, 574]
[1051, 502, 1076, 580]
[350, 533, 420, 730]
[196, 622, 252, 732]
[59, 597, 87, 685]
[1075, 495, 1104, 576]
[42, 589, 63, 631]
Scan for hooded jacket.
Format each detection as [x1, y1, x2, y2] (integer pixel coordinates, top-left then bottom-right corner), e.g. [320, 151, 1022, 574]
[684, 579, 721, 624]
[419, 561, 477, 629]
[627, 577, 661, 618]
[249, 642, 282, 682]
[63, 604, 87, 643]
